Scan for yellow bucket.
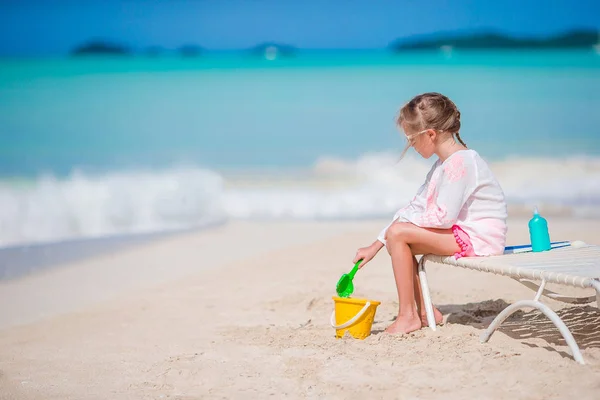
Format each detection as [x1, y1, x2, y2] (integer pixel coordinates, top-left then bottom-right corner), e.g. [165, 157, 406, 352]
[330, 296, 381, 339]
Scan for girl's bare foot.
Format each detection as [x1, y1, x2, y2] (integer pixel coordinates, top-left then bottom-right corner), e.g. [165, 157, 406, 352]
[385, 314, 422, 334]
[420, 306, 443, 327]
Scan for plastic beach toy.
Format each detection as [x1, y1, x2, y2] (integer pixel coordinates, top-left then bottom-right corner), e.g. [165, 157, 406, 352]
[336, 260, 362, 298]
[330, 296, 381, 339]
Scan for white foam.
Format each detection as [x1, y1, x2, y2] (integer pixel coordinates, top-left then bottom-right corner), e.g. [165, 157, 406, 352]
[224, 153, 600, 220]
[1, 153, 599, 247]
[0, 168, 226, 247]
[489, 156, 600, 214]
[223, 153, 431, 219]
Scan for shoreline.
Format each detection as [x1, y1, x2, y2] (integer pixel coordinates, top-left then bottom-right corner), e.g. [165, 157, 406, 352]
[0, 219, 227, 281]
[1, 216, 597, 330]
[1, 153, 599, 251]
[2, 213, 599, 281]
[0, 220, 379, 331]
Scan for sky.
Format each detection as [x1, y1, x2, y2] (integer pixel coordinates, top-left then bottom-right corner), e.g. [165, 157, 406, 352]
[0, 0, 599, 56]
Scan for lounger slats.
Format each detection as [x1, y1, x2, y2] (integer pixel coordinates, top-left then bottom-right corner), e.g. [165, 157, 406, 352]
[424, 245, 600, 289]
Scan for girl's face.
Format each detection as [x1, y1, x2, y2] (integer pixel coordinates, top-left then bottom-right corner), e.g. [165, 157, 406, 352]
[404, 126, 437, 159]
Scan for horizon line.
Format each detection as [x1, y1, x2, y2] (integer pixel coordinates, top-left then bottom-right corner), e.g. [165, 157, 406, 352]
[1, 26, 597, 58]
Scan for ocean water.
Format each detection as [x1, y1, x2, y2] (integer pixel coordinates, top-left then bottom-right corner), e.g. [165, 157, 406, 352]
[1, 50, 599, 248]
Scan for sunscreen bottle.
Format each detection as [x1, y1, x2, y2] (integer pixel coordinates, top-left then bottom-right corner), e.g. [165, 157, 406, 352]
[528, 206, 551, 252]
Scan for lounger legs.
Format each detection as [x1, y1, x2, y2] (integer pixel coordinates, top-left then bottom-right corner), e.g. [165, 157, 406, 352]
[480, 300, 585, 365]
[513, 278, 598, 304]
[418, 258, 437, 331]
[419, 256, 590, 364]
[592, 280, 600, 309]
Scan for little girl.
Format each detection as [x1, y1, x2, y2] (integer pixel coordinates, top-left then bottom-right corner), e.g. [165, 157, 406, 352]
[354, 92, 508, 334]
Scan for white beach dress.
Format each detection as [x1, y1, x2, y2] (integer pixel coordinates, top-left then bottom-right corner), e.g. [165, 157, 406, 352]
[377, 149, 508, 256]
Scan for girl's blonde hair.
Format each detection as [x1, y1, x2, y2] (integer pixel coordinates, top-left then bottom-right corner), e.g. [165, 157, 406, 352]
[398, 92, 466, 159]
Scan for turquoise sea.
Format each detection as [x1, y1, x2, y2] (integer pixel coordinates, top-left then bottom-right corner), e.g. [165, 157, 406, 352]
[1, 50, 599, 248]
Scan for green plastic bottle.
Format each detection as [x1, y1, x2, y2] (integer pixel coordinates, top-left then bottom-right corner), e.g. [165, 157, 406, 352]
[528, 206, 551, 252]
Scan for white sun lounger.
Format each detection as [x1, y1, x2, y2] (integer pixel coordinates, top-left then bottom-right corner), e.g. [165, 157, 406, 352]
[418, 241, 600, 364]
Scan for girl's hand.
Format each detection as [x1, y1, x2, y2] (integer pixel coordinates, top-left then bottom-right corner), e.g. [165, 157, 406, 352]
[353, 241, 384, 269]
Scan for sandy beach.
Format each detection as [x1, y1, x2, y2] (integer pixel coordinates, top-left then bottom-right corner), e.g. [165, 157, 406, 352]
[1, 218, 599, 399]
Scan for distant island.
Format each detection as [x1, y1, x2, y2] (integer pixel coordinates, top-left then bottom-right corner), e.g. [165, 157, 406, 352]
[389, 29, 599, 51]
[70, 41, 131, 56]
[70, 40, 203, 58]
[67, 30, 598, 59]
[249, 42, 296, 60]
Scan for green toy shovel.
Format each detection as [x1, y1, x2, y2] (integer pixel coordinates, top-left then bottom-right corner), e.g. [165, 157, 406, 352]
[336, 260, 362, 298]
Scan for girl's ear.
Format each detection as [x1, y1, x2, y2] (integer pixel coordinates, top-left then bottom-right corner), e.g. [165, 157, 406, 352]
[428, 129, 437, 140]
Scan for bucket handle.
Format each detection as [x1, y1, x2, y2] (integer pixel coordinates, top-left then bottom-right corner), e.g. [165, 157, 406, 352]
[330, 301, 371, 329]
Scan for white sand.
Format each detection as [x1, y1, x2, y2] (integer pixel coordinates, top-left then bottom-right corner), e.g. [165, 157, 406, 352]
[0, 218, 599, 399]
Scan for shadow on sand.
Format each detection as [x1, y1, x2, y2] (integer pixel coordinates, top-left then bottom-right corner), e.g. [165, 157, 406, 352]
[439, 299, 600, 350]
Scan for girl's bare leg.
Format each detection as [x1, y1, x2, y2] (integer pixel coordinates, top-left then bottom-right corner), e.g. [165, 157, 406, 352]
[385, 222, 460, 334]
[385, 232, 421, 333]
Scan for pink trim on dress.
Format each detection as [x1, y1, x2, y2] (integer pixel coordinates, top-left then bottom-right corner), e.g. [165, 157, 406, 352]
[418, 177, 451, 227]
[451, 225, 477, 259]
[443, 154, 467, 183]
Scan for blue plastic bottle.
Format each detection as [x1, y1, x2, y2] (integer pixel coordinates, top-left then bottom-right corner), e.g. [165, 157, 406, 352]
[528, 206, 551, 252]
